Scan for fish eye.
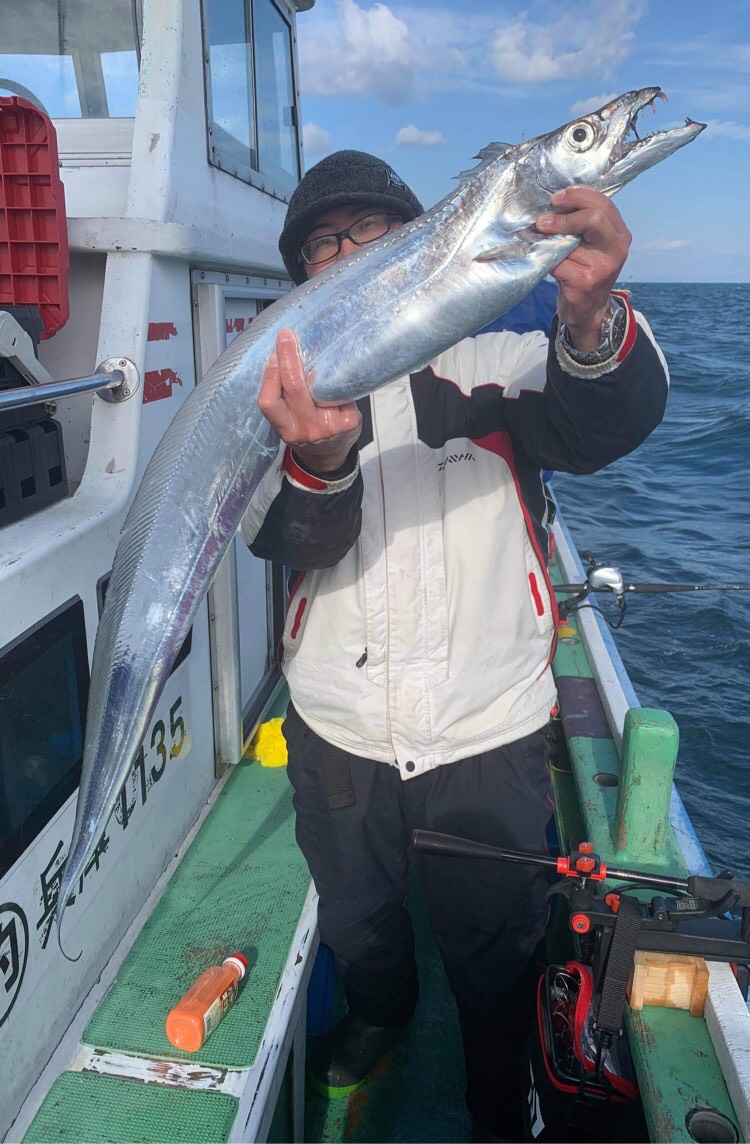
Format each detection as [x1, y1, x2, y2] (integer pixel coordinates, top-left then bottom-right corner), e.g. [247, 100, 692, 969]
[565, 122, 596, 152]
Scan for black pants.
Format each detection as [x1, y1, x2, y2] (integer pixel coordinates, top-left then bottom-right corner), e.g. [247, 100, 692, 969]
[283, 704, 553, 1134]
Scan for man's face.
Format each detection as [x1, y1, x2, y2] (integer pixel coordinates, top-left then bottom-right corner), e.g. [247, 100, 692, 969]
[301, 203, 405, 279]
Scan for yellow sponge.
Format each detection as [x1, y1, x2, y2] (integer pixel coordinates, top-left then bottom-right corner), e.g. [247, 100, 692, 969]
[249, 717, 288, 767]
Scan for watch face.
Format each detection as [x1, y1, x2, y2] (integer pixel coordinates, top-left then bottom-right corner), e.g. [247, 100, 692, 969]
[610, 303, 627, 347]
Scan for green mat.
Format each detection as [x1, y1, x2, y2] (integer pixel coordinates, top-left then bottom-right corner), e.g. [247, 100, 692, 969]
[83, 760, 311, 1068]
[24, 1072, 238, 1143]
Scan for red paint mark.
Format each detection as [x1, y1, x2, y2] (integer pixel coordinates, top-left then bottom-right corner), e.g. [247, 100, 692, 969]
[147, 322, 178, 341]
[226, 317, 253, 335]
[144, 368, 183, 403]
[346, 1054, 392, 1133]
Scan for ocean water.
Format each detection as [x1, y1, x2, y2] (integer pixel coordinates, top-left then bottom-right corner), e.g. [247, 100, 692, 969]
[555, 282, 750, 879]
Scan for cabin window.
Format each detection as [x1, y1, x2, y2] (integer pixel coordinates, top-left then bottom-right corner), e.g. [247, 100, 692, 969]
[0, 0, 142, 119]
[202, 0, 301, 201]
[253, 0, 299, 193]
[203, 0, 257, 173]
[0, 598, 89, 878]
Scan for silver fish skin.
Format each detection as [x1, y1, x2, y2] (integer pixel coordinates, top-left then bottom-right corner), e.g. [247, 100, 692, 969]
[58, 89, 704, 944]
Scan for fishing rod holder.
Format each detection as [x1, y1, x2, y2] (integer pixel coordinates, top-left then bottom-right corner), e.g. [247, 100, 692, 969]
[412, 829, 750, 992]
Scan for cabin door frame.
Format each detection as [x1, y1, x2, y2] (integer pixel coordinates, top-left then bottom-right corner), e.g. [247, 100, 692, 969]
[192, 272, 289, 775]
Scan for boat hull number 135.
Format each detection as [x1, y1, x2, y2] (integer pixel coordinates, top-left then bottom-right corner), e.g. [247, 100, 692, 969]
[117, 695, 187, 831]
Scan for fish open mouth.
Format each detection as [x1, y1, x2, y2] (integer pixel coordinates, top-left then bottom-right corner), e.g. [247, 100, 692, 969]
[602, 87, 705, 189]
[613, 90, 671, 160]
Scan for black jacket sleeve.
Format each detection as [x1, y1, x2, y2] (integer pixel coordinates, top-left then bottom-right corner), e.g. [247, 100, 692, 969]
[505, 314, 669, 474]
[249, 446, 363, 571]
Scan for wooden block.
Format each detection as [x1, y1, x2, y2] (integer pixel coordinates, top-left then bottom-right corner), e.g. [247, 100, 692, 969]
[629, 951, 709, 1017]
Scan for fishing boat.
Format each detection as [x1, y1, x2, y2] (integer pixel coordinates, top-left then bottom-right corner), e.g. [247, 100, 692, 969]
[1, 3, 749, 1142]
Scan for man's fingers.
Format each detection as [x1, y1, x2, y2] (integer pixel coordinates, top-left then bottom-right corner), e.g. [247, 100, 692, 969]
[537, 206, 619, 248]
[258, 351, 295, 438]
[536, 187, 631, 252]
[550, 186, 630, 233]
[275, 328, 313, 402]
[258, 328, 363, 449]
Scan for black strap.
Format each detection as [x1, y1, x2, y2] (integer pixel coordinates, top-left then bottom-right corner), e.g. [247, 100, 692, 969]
[319, 745, 357, 811]
[595, 894, 643, 1038]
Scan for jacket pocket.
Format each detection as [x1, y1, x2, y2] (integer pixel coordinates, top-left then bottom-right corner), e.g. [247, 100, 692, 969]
[282, 571, 313, 662]
[524, 534, 557, 638]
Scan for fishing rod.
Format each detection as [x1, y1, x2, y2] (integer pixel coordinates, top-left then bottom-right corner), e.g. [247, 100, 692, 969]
[412, 827, 750, 970]
[554, 551, 750, 625]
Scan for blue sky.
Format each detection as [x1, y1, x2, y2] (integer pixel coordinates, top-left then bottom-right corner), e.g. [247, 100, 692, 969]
[297, 0, 750, 282]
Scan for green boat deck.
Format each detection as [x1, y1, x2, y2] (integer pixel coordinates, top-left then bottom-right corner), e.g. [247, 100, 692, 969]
[24, 709, 313, 1142]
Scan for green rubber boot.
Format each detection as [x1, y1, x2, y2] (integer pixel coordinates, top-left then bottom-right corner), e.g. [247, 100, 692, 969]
[307, 1013, 411, 1098]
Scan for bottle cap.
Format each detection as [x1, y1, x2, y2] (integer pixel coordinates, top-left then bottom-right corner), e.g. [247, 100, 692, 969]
[223, 953, 248, 978]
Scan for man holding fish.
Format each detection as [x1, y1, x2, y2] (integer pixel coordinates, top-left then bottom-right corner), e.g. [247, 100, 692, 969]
[249, 145, 669, 1140]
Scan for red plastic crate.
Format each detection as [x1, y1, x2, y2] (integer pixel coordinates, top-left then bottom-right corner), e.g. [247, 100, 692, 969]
[0, 96, 70, 339]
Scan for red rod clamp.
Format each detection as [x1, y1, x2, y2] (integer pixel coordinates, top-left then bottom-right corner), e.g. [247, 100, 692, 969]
[556, 854, 608, 882]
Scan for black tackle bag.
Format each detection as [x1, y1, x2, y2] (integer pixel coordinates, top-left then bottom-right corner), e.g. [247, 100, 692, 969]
[522, 962, 649, 1142]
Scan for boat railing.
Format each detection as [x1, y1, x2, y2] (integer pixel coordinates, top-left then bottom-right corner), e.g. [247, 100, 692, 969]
[0, 358, 139, 412]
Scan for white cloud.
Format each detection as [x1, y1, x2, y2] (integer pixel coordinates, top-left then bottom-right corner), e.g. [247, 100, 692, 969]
[490, 0, 646, 83]
[569, 91, 619, 117]
[296, 1, 648, 106]
[644, 38, 750, 77]
[396, 124, 446, 148]
[644, 239, 694, 251]
[298, 0, 418, 105]
[297, 2, 525, 104]
[704, 119, 750, 143]
[303, 122, 333, 157]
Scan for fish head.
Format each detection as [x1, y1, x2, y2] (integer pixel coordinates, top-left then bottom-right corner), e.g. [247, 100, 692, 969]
[528, 87, 705, 199]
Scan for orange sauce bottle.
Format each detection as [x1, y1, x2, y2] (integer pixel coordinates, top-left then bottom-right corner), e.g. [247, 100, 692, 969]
[166, 953, 248, 1052]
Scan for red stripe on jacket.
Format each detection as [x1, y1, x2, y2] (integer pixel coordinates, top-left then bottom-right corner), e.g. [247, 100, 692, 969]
[471, 430, 559, 673]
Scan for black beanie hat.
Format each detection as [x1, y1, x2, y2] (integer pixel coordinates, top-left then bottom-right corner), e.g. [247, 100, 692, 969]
[279, 150, 424, 284]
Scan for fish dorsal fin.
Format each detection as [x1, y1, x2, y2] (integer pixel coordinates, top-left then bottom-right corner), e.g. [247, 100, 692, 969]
[456, 141, 516, 186]
[477, 142, 515, 161]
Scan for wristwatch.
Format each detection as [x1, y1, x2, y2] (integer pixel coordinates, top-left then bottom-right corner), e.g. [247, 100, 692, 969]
[558, 295, 627, 365]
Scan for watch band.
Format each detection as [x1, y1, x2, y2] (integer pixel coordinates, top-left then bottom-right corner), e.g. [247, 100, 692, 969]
[558, 295, 627, 365]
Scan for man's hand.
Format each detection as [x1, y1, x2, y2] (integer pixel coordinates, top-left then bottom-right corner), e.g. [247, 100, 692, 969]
[535, 186, 632, 352]
[258, 328, 362, 474]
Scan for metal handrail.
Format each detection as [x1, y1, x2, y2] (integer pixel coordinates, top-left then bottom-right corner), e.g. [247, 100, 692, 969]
[0, 358, 139, 412]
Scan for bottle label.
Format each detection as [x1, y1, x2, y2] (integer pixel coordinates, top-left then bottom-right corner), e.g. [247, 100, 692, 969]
[203, 981, 238, 1039]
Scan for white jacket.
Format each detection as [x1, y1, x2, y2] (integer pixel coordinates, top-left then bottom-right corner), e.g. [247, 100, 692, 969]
[243, 298, 668, 779]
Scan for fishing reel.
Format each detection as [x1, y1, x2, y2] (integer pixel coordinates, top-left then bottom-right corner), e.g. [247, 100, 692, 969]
[556, 552, 627, 625]
[554, 550, 750, 628]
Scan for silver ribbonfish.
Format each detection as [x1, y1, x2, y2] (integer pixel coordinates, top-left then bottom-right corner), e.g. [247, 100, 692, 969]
[57, 88, 704, 945]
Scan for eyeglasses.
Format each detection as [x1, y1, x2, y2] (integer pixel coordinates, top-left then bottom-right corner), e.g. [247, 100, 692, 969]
[300, 212, 404, 266]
